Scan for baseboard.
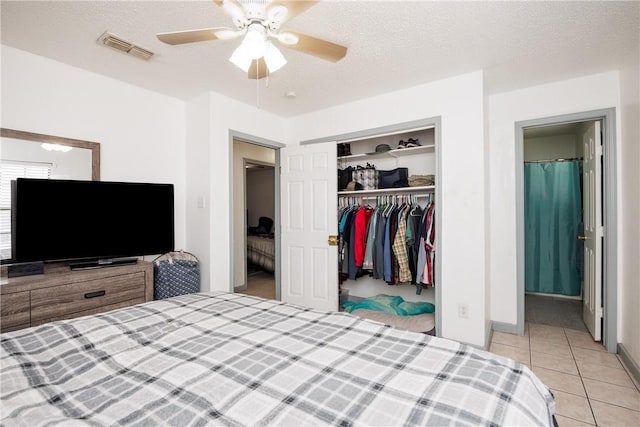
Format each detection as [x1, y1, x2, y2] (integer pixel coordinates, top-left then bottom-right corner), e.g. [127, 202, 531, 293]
[234, 283, 247, 292]
[617, 343, 640, 386]
[492, 321, 519, 334]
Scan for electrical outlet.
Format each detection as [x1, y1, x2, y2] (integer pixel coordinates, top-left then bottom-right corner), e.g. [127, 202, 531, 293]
[458, 304, 469, 319]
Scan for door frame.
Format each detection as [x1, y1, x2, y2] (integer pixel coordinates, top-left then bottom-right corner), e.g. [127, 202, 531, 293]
[300, 116, 442, 337]
[229, 130, 284, 300]
[240, 158, 275, 292]
[515, 108, 617, 352]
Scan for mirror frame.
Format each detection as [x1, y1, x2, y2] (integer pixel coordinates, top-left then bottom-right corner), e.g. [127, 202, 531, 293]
[1, 128, 100, 180]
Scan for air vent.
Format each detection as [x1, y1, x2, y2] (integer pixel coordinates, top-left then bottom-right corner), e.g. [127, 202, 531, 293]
[128, 46, 154, 61]
[97, 31, 154, 61]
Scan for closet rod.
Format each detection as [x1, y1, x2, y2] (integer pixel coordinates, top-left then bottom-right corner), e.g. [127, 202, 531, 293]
[339, 193, 431, 201]
[524, 157, 583, 163]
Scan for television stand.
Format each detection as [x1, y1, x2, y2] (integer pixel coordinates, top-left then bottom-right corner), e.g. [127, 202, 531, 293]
[70, 257, 138, 271]
[1, 261, 153, 333]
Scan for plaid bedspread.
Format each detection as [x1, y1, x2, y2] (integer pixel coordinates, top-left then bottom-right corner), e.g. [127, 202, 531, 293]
[1, 292, 555, 426]
[247, 235, 275, 272]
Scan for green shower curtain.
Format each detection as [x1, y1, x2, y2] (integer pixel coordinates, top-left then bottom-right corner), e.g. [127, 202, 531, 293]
[524, 161, 582, 296]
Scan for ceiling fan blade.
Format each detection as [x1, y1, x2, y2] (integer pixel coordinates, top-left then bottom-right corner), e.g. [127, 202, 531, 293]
[248, 58, 268, 80]
[280, 31, 347, 62]
[157, 27, 231, 45]
[269, 1, 319, 24]
[215, 28, 246, 40]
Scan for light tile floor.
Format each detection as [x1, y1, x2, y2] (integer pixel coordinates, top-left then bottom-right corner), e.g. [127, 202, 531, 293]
[489, 323, 640, 426]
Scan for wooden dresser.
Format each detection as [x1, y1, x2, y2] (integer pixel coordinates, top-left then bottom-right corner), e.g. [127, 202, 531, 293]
[0, 261, 153, 333]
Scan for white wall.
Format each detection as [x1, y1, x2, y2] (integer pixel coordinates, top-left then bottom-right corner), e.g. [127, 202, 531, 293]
[524, 134, 577, 161]
[619, 55, 640, 365]
[1, 46, 187, 253]
[185, 91, 285, 292]
[288, 71, 487, 347]
[487, 72, 622, 330]
[185, 92, 212, 291]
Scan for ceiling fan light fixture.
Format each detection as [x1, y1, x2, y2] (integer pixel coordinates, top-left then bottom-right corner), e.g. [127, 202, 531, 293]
[157, 1, 348, 80]
[41, 143, 72, 153]
[264, 41, 287, 73]
[229, 44, 253, 72]
[243, 24, 267, 59]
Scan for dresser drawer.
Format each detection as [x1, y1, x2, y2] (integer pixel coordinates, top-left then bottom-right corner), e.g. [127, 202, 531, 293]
[31, 272, 146, 324]
[30, 298, 146, 327]
[0, 291, 30, 332]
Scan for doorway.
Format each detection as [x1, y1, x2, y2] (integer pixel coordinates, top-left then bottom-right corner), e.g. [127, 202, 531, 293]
[230, 133, 283, 301]
[522, 122, 587, 332]
[515, 108, 618, 353]
[243, 160, 276, 299]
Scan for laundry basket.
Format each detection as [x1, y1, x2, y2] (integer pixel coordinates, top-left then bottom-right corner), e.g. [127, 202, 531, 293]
[153, 251, 200, 300]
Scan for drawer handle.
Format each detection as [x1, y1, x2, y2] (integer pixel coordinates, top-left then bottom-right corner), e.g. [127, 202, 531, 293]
[84, 290, 106, 299]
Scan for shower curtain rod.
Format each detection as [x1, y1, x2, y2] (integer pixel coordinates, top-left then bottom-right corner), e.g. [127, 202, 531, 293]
[524, 157, 583, 164]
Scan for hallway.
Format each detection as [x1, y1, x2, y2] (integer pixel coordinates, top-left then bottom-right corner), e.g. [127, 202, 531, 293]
[526, 294, 586, 331]
[239, 270, 275, 300]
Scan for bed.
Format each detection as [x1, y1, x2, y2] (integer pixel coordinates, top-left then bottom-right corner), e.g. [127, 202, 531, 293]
[247, 234, 275, 272]
[0, 292, 555, 426]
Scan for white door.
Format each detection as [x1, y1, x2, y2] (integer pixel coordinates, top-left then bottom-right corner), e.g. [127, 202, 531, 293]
[582, 121, 603, 341]
[280, 142, 338, 311]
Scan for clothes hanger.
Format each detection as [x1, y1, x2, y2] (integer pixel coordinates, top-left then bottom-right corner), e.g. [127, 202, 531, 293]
[410, 194, 423, 216]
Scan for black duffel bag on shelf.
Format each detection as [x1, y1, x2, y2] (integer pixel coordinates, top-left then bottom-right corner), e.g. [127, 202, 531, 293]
[378, 167, 409, 188]
[338, 166, 354, 190]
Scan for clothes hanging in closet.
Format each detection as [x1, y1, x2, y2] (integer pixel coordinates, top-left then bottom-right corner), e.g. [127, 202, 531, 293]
[416, 202, 436, 292]
[338, 196, 436, 291]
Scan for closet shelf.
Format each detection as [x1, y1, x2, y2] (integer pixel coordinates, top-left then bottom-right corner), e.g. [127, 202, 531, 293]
[337, 144, 434, 162]
[338, 185, 435, 196]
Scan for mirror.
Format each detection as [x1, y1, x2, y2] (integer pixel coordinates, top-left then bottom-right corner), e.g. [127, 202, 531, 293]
[0, 128, 100, 262]
[0, 128, 100, 180]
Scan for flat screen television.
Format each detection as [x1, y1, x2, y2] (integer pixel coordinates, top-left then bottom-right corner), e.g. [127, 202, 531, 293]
[11, 178, 174, 267]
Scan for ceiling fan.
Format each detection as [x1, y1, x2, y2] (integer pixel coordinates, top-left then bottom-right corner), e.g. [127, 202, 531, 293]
[156, 0, 347, 79]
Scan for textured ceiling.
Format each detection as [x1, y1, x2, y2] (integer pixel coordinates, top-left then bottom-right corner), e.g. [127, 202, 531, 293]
[1, 0, 638, 117]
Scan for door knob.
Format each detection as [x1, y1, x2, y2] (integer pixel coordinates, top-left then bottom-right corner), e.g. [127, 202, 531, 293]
[328, 235, 338, 246]
[578, 235, 590, 240]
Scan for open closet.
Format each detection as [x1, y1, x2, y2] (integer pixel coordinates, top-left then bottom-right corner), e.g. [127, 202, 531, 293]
[336, 125, 437, 333]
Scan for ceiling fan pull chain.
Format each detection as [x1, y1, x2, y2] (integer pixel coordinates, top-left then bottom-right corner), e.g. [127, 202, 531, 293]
[266, 65, 270, 88]
[256, 60, 260, 108]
